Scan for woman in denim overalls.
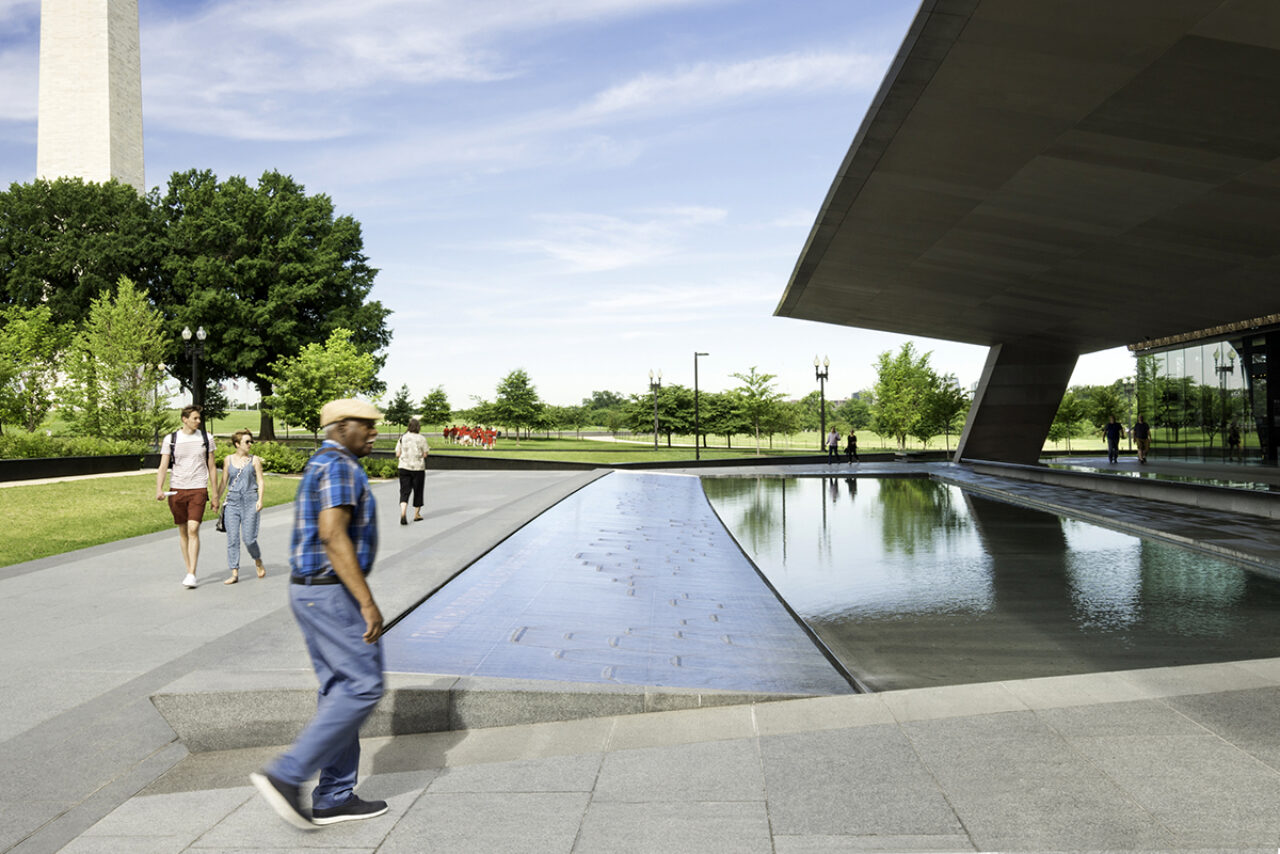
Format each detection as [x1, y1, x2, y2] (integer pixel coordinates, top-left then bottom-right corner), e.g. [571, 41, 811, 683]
[217, 429, 267, 584]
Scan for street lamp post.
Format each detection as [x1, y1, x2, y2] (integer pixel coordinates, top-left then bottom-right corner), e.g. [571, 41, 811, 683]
[1214, 348, 1235, 459]
[1122, 377, 1135, 450]
[694, 352, 708, 460]
[814, 355, 830, 452]
[182, 325, 207, 408]
[649, 369, 662, 450]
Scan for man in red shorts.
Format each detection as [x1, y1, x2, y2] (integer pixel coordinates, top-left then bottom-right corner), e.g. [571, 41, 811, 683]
[155, 405, 220, 588]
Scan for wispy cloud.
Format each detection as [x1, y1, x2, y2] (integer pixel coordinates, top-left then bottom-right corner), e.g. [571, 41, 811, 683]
[574, 50, 884, 122]
[140, 0, 729, 140]
[0, 45, 35, 123]
[514, 206, 727, 272]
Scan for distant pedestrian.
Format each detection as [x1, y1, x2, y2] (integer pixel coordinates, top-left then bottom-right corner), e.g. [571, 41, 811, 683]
[826, 428, 840, 462]
[395, 417, 429, 525]
[1131, 415, 1151, 464]
[217, 430, 266, 584]
[1102, 415, 1124, 464]
[251, 399, 388, 830]
[155, 405, 218, 589]
[846, 431, 858, 463]
[1228, 421, 1241, 461]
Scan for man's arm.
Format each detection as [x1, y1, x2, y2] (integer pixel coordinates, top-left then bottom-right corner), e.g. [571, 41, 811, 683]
[318, 505, 383, 643]
[155, 453, 170, 500]
[207, 452, 220, 510]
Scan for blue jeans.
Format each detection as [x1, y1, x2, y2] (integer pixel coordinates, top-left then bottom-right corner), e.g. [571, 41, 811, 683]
[224, 492, 261, 569]
[267, 584, 384, 809]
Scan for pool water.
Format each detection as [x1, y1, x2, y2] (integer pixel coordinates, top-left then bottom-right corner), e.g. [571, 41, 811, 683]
[702, 476, 1280, 691]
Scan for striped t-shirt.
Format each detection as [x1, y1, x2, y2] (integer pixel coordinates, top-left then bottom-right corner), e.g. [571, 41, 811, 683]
[169, 430, 211, 489]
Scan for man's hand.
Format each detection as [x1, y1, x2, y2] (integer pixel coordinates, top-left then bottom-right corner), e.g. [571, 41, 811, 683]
[360, 601, 384, 644]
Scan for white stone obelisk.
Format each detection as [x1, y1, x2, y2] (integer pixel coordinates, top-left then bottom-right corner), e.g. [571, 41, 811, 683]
[36, 0, 145, 193]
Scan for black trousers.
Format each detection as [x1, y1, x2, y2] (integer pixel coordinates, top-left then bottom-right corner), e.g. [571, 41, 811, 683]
[398, 468, 425, 506]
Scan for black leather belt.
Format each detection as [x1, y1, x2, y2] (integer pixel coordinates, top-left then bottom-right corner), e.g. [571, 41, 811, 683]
[291, 574, 342, 585]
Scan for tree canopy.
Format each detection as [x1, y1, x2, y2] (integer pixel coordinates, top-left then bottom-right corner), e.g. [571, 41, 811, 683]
[383, 384, 415, 430]
[871, 343, 936, 450]
[731, 367, 784, 454]
[0, 178, 162, 328]
[263, 328, 380, 439]
[0, 304, 69, 433]
[59, 276, 172, 442]
[153, 169, 391, 438]
[420, 386, 451, 426]
[493, 369, 544, 439]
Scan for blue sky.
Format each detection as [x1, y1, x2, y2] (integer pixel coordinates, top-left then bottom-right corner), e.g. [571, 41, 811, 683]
[0, 0, 1132, 407]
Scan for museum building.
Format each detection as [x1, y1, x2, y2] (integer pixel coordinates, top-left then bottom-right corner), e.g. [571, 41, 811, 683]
[778, 0, 1280, 465]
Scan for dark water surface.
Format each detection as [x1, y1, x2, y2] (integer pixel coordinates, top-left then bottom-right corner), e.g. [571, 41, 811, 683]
[703, 476, 1280, 691]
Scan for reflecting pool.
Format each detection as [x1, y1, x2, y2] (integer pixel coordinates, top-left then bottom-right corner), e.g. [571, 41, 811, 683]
[702, 476, 1280, 691]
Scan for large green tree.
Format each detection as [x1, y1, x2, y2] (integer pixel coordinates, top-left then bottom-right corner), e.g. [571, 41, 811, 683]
[419, 386, 451, 426]
[835, 393, 873, 432]
[627, 383, 693, 446]
[871, 342, 936, 450]
[920, 373, 970, 451]
[731, 367, 784, 455]
[701, 390, 747, 448]
[493, 369, 544, 440]
[0, 178, 162, 327]
[0, 305, 70, 432]
[263, 328, 380, 440]
[59, 277, 172, 442]
[153, 169, 391, 439]
[383, 384, 415, 432]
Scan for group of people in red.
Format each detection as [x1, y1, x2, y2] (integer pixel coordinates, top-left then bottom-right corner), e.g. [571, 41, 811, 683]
[444, 424, 497, 449]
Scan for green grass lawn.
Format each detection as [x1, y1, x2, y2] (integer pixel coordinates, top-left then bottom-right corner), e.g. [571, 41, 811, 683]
[0, 473, 300, 569]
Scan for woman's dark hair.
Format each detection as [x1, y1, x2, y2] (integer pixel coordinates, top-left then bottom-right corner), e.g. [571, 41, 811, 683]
[408, 417, 421, 433]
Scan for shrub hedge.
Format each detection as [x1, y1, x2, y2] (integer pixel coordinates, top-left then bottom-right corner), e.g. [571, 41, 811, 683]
[0, 434, 150, 459]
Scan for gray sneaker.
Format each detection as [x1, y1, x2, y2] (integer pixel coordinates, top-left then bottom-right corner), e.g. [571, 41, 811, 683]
[250, 771, 315, 830]
[311, 795, 388, 826]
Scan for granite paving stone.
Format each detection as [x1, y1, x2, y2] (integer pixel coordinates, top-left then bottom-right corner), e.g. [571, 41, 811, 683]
[592, 739, 764, 803]
[573, 801, 772, 854]
[426, 753, 603, 793]
[381, 792, 589, 854]
[760, 726, 962, 837]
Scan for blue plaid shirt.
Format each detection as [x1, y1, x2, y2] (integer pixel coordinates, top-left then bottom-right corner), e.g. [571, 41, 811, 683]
[290, 441, 378, 578]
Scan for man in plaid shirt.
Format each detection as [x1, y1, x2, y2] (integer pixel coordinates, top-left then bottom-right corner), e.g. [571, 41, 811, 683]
[252, 399, 387, 829]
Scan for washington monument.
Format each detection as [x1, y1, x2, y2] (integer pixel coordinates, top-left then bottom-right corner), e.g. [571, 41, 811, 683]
[37, 0, 144, 193]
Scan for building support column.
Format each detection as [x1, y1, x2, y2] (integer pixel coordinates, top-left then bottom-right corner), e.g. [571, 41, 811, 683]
[955, 341, 1077, 465]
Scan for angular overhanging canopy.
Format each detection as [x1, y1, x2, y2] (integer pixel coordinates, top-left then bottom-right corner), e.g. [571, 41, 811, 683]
[777, 0, 1280, 463]
[777, 0, 1280, 355]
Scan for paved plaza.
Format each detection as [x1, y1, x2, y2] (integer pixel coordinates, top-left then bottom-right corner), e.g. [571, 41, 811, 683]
[5, 461, 1280, 852]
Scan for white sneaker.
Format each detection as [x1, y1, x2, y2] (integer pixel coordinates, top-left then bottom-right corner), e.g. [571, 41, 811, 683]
[182, 573, 197, 588]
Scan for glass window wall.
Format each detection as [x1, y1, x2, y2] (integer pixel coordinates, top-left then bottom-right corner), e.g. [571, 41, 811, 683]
[1134, 339, 1259, 461]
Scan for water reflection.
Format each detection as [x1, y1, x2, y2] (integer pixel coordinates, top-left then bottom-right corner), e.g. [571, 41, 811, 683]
[703, 476, 1280, 691]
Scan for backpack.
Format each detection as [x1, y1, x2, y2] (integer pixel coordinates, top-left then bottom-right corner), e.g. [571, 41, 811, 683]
[166, 429, 211, 468]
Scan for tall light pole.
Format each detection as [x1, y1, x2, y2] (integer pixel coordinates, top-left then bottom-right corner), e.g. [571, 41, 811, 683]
[694, 352, 708, 460]
[182, 325, 207, 408]
[649, 369, 662, 450]
[814, 355, 829, 451]
[1214, 348, 1235, 459]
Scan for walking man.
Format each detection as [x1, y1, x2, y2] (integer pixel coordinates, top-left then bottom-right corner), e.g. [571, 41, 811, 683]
[1132, 414, 1151, 464]
[1103, 415, 1124, 464]
[251, 399, 388, 829]
[155, 405, 218, 588]
[826, 427, 840, 462]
